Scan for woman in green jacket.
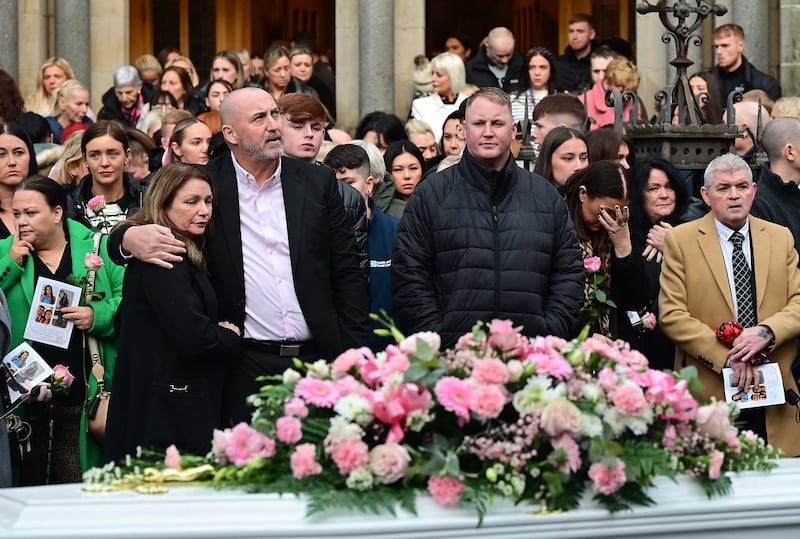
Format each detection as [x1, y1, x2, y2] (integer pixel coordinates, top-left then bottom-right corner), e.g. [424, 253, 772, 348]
[0, 176, 123, 484]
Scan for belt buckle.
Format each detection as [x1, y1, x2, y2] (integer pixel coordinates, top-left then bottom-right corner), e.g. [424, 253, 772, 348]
[280, 344, 301, 357]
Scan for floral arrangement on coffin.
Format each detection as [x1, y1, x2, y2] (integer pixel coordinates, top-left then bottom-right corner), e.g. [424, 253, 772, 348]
[83, 320, 780, 522]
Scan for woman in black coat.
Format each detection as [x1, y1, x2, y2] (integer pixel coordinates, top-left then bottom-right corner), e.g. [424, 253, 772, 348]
[105, 163, 240, 462]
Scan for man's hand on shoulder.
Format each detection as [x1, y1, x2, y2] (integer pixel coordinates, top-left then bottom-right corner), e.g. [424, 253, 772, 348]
[121, 224, 186, 269]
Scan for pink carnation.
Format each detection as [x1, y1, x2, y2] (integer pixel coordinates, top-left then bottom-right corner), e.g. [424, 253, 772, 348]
[225, 422, 276, 466]
[84, 253, 104, 271]
[588, 459, 627, 495]
[488, 319, 521, 352]
[276, 416, 303, 444]
[610, 383, 648, 415]
[87, 195, 106, 212]
[164, 444, 182, 470]
[581, 338, 620, 360]
[381, 345, 411, 376]
[428, 475, 466, 505]
[583, 256, 602, 274]
[472, 359, 509, 385]
[709, 449, 725, 480]
[284, 397, 309, 418]
[295, 377, 340, 407]
[291, 443, 323, 479]
[469, 384, 506, 419]
[331, 439, 369, 474]
[550, 433, 581, 474]
[597, 367, 618, 390]
[369, 443, 410, 484]
[531, 352, 573, 380]
[662, 424, 679, 451]
[435, 377, 474, 422]
[334, 374, 363, 396]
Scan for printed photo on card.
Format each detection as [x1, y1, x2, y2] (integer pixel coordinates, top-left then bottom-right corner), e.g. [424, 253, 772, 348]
[23, 277, 81, 349]
[1, 342, 53, 403]
[722, 363, 786, 409]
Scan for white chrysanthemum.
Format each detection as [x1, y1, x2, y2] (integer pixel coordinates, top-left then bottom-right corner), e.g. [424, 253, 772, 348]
[602, 407, 626, 436]
[307, 359, 330, 379]
[334, 394, 374, 426]
[327, 416, 364, 443]
[345, 467, 375, 491]
[581, 413, 604, 437]
[512, 374, 557, 414]
[509, 472, 526, 497]
[406, 408, 434, 431]
[581, 382, 601, 401]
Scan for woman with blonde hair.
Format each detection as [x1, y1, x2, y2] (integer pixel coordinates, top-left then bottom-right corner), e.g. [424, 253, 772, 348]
[134, 54, 162, 87]
[26, 57, 75, 117]
[166, 55, 200, 87]
[410, 52, 468, 143]
[53, 131, 89, 186]
[46, 80, 93, 144]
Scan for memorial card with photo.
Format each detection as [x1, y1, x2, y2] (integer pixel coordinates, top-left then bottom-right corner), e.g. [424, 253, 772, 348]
[723, 363, 786, 409]
[1, 342, 52, 403]
[23, 277, 81, 349]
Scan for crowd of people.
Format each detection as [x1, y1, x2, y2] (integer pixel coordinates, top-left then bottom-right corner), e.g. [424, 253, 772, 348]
[1, 14, 800, 488]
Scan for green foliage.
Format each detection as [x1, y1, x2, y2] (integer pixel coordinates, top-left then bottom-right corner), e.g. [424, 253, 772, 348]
[305, 485, 417, 518]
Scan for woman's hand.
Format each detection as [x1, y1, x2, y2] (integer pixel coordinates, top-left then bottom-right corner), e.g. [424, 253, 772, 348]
[643, 221, 673, 262]
[218, 321, 241, 336]
[31, 382, 52, 402]
[10, 235, 33, 266]
[598, 205, 632, 258]
[61, 306, 95, 331]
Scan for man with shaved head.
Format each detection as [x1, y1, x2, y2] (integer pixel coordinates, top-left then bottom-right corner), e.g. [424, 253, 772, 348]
[723, 100, 772, 158]
[110, 88, 369, 424]
[466, 27, 523, 92]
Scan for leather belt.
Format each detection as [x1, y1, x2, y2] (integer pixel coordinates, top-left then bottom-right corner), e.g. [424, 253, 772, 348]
[243, 339, 318, 357]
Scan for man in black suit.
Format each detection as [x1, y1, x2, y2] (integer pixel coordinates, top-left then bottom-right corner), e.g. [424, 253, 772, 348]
[110, 88, 369, 424]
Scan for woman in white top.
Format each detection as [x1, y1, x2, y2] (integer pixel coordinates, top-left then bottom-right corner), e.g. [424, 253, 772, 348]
[510, 47, 560, 126]
[410, 53, 467, 144]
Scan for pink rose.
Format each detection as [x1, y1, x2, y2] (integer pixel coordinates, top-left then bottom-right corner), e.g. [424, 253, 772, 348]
[642, 311, 657, 330]
[87, 195, 106, 212]
[583, 256, 602, 274]
[276, 416, 303, 444]
[609, 383, 648, 416]
[291, 443, 323, 479]
[399, 331, 441, 355]
[471, 359, 509, 385]
[488, 319, 521, 352]
[435, 376, 473, 422]
[708, 449, 725, 480]
[164, 444, 182, 470]
[469, 384, 506, 419]
[531, 352, 574, 380]
[696, 401, 734, 441]
[588, 458, 627, 495]
[368, 443, 410, 484]
[330, 439, 369, 474]
[539, 398, 583, 437]
[428, 475, 466, 505]
[84, 253, 104, 271]
[52, 364, 75, 388]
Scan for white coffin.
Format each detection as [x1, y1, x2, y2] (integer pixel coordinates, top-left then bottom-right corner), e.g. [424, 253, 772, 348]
[2, 459, 800, 538]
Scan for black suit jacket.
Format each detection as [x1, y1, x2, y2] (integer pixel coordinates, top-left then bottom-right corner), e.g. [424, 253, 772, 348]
[204, 155, 370, 358]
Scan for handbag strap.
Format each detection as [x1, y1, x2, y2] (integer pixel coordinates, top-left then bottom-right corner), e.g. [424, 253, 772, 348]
[85, 234, 105, 390]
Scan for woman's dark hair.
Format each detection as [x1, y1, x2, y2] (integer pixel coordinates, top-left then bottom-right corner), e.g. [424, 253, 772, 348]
[0, 70, 26, 124]
[586, 127, 631, 165]
[161, 66, 194, 109]
[18, 175, 69, 235]
[516, 47, 560, 95]
[208, 78, 234, 95]
[17, 112, 52, 144]
[383, 140, 425, 175]
[628, 158, 689, 230]
[443, 34, 473, 59]
[355, 112, 407, 148]
[0, 122, 39, 176]
[688, 71, 723, 124]
[157, 47, 182, 68]
[150, 89, 178, 110]
[534, 127, 586, 186]
[564, 160, 629, 244]
[355, 111, 386, 140]
[81, 120, 130, 155]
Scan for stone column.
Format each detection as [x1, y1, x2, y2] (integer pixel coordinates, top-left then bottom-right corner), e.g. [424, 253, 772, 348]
[56, 0, 91, 86]
[394, 0, 425, 118]
[17, 0, 50, 100]
[635, 10, 669, 116]
[0, 0, 19, 79]
[89, 0, 129, 112]
[731, 0, 769, 72]
[359, 0, 394, 118]
[779, 0, 800, 97]
[336, 0, 360, 134]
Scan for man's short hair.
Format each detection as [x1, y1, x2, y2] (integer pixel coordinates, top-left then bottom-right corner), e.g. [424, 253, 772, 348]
[277, 93, 328, 123]
[113, 66, 141, 88]
[761, 116, 800, 160]
[569, 13, 595, 29]
[324, 144, 371, 180]
[532, 94, 587, 127]
[590, 45, 618, 62]
[704, 153, 752, 187]
[349, 140, 386, 179]
[714, 23, 745, 41]
[465, 87, 511, 115]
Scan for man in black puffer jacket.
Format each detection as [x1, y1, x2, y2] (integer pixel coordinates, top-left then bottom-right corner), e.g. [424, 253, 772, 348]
[393, 88, 584, 347]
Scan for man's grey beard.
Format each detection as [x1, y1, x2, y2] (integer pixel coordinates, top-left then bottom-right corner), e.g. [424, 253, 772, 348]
[240, 133, 284, 161]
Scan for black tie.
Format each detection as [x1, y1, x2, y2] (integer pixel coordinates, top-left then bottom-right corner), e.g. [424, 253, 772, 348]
[730, 231, 756, 327]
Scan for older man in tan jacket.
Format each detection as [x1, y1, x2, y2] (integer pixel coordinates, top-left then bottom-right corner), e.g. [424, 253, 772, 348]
[660, 153, 800, 456]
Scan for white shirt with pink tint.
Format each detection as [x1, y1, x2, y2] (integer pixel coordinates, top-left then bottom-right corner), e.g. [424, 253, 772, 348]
[231, 154, 312, 341]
